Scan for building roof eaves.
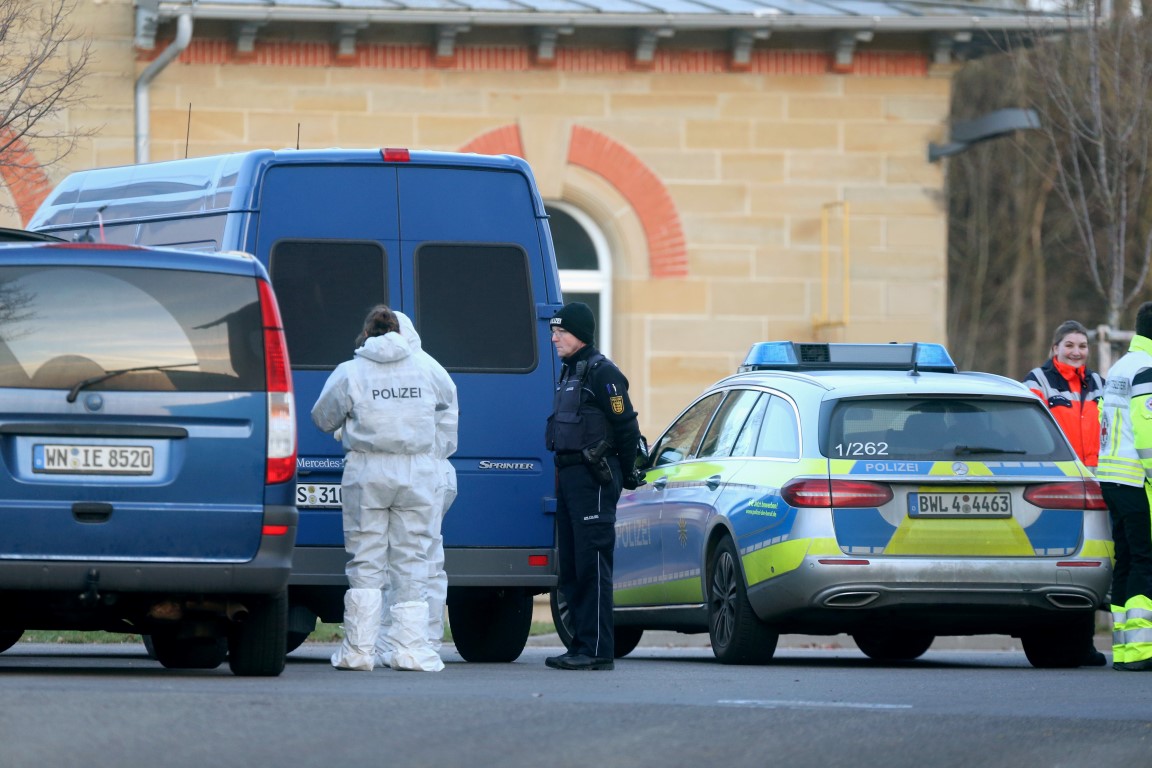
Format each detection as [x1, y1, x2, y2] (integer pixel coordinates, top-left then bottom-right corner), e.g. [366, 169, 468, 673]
[147, 0, 1084, 32]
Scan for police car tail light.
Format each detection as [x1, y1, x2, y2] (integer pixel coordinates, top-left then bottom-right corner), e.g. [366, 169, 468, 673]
[1023, 480, 1107, 510]
[782, 478, 893, 508]
[259, 279, 297, 486]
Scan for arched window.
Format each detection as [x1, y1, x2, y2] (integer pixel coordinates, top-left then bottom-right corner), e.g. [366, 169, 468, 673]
[546, 202, 612, 355]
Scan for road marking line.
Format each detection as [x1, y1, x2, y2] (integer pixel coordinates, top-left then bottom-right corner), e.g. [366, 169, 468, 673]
[719, 699, 912, 711]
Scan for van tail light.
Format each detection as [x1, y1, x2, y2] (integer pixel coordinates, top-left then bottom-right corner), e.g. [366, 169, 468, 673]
[381, 148, 410, 162]
[258, 279, 296, 485]
[1024, 479, 1108, 510]
[781, 478, 893, 508]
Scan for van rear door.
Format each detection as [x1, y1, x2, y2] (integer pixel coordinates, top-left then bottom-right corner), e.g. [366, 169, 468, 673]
[396, 164, 557, 551]
[254, 163, 402, 547]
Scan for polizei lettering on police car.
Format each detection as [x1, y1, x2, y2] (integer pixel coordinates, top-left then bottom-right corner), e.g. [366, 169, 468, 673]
[371, 386, 422, 400]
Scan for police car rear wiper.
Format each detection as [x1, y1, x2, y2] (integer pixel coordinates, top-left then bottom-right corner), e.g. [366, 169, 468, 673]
[66, 363, 198, 403]
[953, 445, 1027, 456]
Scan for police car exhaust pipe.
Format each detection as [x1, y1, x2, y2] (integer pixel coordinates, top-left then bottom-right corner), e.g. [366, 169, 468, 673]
[1045, 593, 1095, 609]
[822, 592, 880, 607]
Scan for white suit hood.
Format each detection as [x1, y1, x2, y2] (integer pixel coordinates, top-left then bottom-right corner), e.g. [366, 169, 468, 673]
[355, 331, 412, 365]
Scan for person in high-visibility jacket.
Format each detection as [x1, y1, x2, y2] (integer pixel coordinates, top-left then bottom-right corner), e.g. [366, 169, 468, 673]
[1098, 301, 1152, 671]
[1024, 320, 1105, 468]
[1024, 319, 1107, 667]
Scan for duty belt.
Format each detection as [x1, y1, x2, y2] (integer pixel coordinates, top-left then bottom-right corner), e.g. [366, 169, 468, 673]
[554, 452, 585, 468]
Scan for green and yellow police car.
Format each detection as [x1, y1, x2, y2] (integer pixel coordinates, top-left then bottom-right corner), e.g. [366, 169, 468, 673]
[554, 341, 1111, 668]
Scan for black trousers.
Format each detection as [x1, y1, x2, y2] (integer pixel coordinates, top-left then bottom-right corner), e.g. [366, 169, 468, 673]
[555, 458, 620, 659]
[1101, 481, 1152, 609]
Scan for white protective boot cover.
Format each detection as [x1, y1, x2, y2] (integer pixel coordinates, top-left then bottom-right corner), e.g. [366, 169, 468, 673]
[375, 586, 396, 669]
[388, 600, 444, 672]
[331, 588, 383, 671]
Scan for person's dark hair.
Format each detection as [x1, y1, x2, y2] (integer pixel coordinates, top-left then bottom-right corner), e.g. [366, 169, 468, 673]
[1136, 302, 1152, 339]
[355, 304, 400, 347]
[1050, 319, 1089, 349]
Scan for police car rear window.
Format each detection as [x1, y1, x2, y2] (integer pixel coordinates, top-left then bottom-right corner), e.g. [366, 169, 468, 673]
[0, 265, 264, 392]
[824, 398, 1073, 462]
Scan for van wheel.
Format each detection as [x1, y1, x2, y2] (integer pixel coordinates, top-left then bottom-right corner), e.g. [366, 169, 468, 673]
[151, 632, 227, 670]
[448, 587, 531, 663]
[853, 630, 934, 661]
[228, 590, 288, 677]
[141, 634, 157, 659]
[708, 536, 778, 665]
[286, 602, 318, 654]
[0, 629, 23, 653]
[550, 589, 642, 658]
[549, 588, 575, 651]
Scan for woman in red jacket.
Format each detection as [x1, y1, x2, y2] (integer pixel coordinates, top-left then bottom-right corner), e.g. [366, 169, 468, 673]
[1023, 319, 1106, 667]
[1023, 320, 1104, 468]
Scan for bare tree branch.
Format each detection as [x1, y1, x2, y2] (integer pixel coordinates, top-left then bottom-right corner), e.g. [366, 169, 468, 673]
[0, 0, 94, 188]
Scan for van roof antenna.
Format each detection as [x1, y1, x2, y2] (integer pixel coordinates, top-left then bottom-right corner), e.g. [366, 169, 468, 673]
[184, 103, 192, 159]
[297, 124, 301, 150]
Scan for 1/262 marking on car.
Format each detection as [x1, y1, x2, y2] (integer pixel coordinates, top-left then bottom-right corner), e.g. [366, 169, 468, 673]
[33, 444, 154, 475]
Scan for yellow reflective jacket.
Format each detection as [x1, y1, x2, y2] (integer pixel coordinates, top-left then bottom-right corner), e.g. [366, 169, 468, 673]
[1098, 334, 1152, 486]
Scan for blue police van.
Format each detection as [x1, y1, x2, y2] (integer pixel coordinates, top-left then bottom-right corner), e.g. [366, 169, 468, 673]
[30, 148, 564, 661]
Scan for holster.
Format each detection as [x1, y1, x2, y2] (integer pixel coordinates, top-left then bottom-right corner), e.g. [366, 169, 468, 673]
[582, 440, 614, 486]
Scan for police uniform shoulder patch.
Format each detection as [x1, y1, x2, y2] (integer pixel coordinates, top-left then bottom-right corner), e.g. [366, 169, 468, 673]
[610, 395, 624, 414]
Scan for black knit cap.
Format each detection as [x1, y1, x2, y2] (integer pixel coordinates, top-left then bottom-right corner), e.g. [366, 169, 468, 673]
[551, 302, 595, 345]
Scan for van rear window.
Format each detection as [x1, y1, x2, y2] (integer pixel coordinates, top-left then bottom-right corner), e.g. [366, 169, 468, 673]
[0, 265, 264, 392]
[414, 244, 536, 372]
[269, 240, 388, 368]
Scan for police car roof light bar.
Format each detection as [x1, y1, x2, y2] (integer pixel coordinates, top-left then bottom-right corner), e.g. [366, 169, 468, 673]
[739, 341, 956, 373]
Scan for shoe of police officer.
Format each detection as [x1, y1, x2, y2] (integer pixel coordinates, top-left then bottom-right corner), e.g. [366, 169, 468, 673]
[545, 650, 576, 669]
[1116, 658, 1152, 671]
[553, 654, 614, 671]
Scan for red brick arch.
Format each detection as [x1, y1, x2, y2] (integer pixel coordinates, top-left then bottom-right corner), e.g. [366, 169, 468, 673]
[0, 131, 52, 226]
[460, 123, 688, 279]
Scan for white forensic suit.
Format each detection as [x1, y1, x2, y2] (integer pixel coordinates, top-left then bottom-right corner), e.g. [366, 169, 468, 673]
[311, 328, 458, 672]
[376, 312, 458, 666]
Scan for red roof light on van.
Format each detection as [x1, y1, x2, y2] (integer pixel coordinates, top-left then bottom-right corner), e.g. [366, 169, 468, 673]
[381, 148, 410, 162]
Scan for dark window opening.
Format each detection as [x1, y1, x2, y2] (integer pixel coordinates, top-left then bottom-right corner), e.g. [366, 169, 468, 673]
[415, 244, 536, 372]
[270, 240, 387, 368]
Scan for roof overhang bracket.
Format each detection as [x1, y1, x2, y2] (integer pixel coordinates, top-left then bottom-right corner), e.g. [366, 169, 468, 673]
[730, 28, 770, 69]
[235, 21, 265, 54]
[931, 31, 973, 65]
[534, 26, 574, 64]
[134, 1, 160, 51]
[832, 30, 873, 72]
[335, 22, 368, 59]
[635, 27, 674, 66]
[435, 24, 471, 61]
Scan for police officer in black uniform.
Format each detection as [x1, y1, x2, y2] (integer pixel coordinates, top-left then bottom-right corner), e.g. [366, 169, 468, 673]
[544, 302, 642, 671]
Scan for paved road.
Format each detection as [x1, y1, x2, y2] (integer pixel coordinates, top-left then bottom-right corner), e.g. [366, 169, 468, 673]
[0, 635, 1144, 768]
